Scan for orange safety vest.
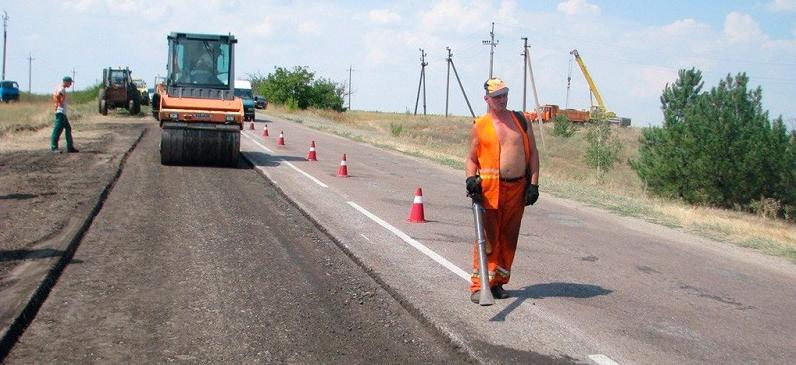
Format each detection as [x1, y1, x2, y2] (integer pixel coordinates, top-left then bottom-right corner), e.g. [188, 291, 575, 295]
[473, 111, 531, 209]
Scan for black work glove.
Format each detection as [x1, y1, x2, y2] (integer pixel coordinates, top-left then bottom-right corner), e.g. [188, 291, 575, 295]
[525, 184, 539, 206]
[465, 176, 483, 204]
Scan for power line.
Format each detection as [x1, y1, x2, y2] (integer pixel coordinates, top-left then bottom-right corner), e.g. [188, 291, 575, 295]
[482, 22, 499, 78]
[414, 48, 428, 116]
[26, 52, 33, 93]
[2, 11, 8, 80]
[445, 46, 475, 118]
[346, 65, 353, 111]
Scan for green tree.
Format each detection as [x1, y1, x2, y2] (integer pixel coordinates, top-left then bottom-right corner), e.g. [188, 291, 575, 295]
[251, 66, 345, 111]
[308, 78, 345, 111]
[584, 120, 621, 178]
[551, 114, 575, 138]
[632, 68, 796, 217]
[637, 68, 708, 200]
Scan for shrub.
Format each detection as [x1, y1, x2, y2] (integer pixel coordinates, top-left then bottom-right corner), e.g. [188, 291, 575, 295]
[552, 114, 575, 138]
[584, 120, 621, 178]
[389, 122, 403, 137]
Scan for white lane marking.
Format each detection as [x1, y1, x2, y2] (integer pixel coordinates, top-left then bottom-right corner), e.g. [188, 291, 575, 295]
[242, 132, 274, 153]
[588, 354, 620, 365]
[242, 132, 328, 188]
[347, 201, 470, 281]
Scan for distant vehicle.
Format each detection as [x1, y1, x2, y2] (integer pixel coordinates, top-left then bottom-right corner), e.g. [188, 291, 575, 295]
[98, 67, 141, 116]
[233, 79, 255, 121]
[132, 79, 150, 106]
[253, 95, 267, 109]
[0, 80, 20, 102]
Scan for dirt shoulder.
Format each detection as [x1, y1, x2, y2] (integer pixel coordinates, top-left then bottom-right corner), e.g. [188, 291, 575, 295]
[0, 111, 151, 345]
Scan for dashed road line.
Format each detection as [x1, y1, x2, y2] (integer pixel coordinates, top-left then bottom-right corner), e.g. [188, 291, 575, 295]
[242, 132, 328, 188]
[347, 201, 470, 282]
[588, 354, 621, 365]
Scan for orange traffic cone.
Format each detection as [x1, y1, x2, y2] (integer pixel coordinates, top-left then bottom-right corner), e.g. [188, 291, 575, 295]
[307, 141, 318, 161]
[337, 154, 349, 177]
[249, 121, 255, 130]
[407, 187, 426, 223]
[262, 125, 269, 137]
[277, 131, 285, 145]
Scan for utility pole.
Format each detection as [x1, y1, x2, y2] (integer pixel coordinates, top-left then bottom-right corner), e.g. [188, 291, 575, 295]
[445, 47, 475, 118]
[26, 52, 33, 93]
[521, 37, 528, 113]
[346, 65, 353, 111]
[413, 48, 427, 116]
[445, 47, 451, 118]
[2, 11, 8, 80]
[524, 43, 545, 149]
[71, 68, 76, 90]
[565, 53, 573, 109]
[482, 22, 498, 79]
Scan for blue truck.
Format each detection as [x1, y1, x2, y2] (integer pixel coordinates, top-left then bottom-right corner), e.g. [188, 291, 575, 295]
[0, 80, 20, 102]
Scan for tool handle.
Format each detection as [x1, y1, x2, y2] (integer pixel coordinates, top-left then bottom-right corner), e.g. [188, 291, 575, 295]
[472, 202, 494, 306]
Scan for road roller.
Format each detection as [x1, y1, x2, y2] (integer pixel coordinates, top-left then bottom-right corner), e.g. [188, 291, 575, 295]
[153, 32, 243, 166]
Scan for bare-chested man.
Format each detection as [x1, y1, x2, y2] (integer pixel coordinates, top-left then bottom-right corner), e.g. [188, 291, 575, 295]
[465, 77, 539, 303]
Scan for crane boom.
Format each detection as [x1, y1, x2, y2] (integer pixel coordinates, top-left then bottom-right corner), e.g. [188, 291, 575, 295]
[570, 49, 608, 113]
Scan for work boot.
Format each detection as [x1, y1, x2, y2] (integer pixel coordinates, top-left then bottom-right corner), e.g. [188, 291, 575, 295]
[50, 148, 62, 154]
[67, 147, 79, 153]
[491, 285, 510, 299]
[470, 291, 480, 304]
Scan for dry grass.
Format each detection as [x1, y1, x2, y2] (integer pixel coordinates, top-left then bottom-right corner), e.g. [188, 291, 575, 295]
[266, 106, 796, 263]
[0, 100, 55, 136]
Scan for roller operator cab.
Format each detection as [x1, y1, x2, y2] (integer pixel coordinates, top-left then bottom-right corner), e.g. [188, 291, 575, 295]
[155, 32, 243, 166]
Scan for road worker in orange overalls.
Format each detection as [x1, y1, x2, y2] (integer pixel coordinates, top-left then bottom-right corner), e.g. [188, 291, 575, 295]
[465, 77, 539, 303]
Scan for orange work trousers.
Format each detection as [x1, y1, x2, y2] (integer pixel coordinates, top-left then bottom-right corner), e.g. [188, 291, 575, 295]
[470, 179, 526, 293]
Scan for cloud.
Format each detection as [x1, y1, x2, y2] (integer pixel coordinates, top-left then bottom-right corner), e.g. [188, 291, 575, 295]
[298, 21, 321, 36]
[418, 0, 522, 33]
[249, 15, 278, 37]
[368, 9, 402, 25]
[766, 0, 796, 12]
[556, 0, 600, 16]
[363, 29, 441, 66]
[723, 12, 767, 44]
[629, 66, 678, 98]
[418, 0, 492, 33]
[659, 18, 711, 36]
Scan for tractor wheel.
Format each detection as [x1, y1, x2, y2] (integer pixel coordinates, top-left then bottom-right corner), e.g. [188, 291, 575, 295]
[98, 89, 107, 115]
[151, 94, 160, 120]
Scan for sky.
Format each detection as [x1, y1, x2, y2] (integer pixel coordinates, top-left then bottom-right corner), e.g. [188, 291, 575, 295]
[2, 0, 795, 127]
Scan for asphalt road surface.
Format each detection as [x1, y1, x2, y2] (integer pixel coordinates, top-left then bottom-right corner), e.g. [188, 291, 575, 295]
[5, 111, 795, 365]
[4, 125, 473, 364]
